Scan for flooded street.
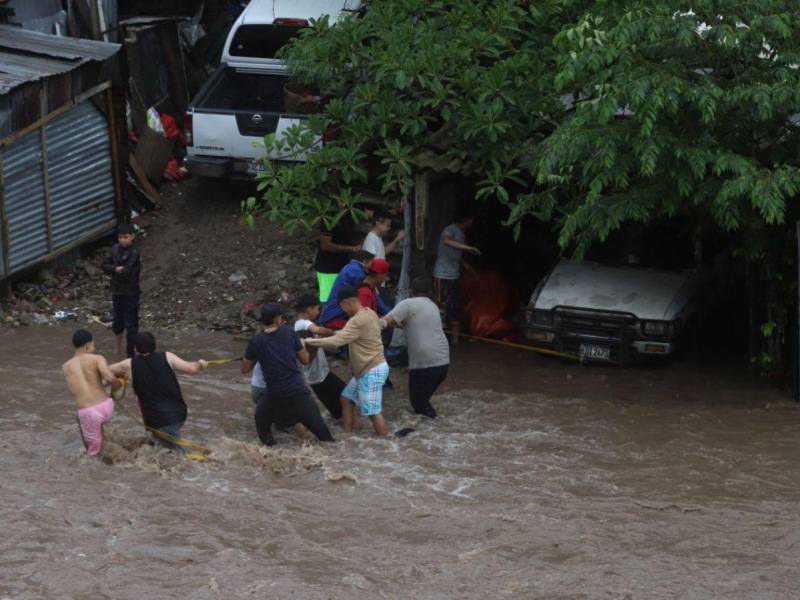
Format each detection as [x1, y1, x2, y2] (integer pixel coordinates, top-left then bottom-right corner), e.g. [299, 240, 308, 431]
[1, 325, 799, 599]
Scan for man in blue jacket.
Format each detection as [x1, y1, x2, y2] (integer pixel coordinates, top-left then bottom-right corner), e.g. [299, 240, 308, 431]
[320, 251, 390, 328]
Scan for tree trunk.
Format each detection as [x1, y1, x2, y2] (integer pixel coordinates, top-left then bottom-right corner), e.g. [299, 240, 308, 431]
[746, 259, 760, 373]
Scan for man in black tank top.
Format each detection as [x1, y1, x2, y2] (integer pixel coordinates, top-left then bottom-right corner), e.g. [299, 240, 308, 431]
[110, 332, 208, 449]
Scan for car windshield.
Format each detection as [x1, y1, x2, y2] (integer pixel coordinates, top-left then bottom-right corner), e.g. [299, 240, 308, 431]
[584, 223, 696, 271]
[229, 24, 304, 59]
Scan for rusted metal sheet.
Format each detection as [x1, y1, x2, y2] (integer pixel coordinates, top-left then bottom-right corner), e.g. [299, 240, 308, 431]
[0, 25, 119, 95]
[0, 100, 115, 277]
[45, 102, 115, 250]
[0, 24, 119, 62]
[2, 130, 48, 272]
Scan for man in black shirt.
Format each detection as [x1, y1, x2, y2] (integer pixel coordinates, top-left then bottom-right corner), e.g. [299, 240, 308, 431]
[241, 303, 335, 446]
[110, 332, 208, 449]
[314, 207, 376, 302]
[102, 224, 141, 358]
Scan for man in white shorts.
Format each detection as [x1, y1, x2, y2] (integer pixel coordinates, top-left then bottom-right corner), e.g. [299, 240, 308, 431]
[305, 286, 390, 436]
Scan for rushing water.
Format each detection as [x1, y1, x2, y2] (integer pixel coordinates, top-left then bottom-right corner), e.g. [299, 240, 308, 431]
[1, 325, 798, 599]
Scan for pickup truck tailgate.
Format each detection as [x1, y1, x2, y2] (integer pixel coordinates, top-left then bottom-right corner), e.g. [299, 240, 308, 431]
[187, 65, 316, 172]
[193, 112, 308, 159]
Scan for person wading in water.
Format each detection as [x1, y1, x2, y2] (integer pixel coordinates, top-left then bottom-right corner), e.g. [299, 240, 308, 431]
[110, 332, 208, 449]
[241, 303, 336, 446]
[63, 329, 122, 457]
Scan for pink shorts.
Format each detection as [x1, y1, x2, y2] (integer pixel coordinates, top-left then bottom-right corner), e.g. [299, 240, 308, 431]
[77, 398, 114, 456]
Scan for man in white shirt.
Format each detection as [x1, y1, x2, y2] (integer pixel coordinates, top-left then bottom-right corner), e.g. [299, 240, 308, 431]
[381, 276, 449, 418]
[362, 211, 405, 260]
[293, 293, 346, 419]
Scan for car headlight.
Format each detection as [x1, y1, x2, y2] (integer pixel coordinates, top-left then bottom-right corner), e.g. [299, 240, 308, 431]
[643, 321, 667, 336]
[531, 309, 554, 326]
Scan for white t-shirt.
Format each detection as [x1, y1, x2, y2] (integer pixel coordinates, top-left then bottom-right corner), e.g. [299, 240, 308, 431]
[362, 231, 385, 259]
[251, 362, 266, 388]
[294, 319, 329, 384]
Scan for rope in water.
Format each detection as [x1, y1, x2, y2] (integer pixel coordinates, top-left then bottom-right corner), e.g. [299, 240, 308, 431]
[205, 357, 243, 366]
[443, 330, 581, 361]
[109, 375, 212, 460]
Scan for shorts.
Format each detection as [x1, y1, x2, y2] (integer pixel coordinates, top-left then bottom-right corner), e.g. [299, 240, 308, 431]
[434, 277, 461, 323]
[77, 397, 114, 456]
[342, 362, 390, 417]
[317, 272, 338, 303]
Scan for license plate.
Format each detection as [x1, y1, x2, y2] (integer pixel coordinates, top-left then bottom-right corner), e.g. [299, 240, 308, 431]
[247, 161, 266, 175]
[580, 343, 611, 361]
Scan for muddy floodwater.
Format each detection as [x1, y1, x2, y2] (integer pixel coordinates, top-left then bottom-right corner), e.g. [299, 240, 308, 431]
[1, 325, 798, 599]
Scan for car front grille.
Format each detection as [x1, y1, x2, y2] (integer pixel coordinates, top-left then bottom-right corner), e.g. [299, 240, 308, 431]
[554, 308, 638, 364]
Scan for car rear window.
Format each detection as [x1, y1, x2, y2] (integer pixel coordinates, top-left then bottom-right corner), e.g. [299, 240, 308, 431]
[229, 24, 304, 59]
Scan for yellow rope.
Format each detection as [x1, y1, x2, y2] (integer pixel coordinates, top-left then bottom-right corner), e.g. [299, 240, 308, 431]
[443, 330, 580, 361]
[111, 375, 213, 457]
[206, 357, 243, 366]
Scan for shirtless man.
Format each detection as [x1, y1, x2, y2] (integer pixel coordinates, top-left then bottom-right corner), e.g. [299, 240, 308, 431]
[62, 330, 121, 457]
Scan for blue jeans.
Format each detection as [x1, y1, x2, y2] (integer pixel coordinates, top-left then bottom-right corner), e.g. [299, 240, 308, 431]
[152, 422, 184, 451]
[251, 385, 267, 406]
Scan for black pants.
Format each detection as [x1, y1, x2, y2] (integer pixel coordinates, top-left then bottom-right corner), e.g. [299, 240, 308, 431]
[409, 364, 448, 418]
[311, 372, 346, 420]
[112, 294, 139, 358]
[255, 390, 334, 446]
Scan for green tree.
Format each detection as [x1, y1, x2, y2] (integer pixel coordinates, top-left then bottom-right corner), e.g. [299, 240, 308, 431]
[249, 0, 800, 369]
[537, 1, 800, 370]
[539, 1, 800, 254]
[248, 0, 588, 232]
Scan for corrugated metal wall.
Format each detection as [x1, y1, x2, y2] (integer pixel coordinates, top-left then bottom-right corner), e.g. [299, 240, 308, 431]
[0, 100, 116, 277]
[3, 130, 47, 272]
[46, 102, 115, 249]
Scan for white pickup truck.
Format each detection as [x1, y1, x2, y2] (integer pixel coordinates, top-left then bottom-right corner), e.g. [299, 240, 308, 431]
[185, 0, 361, 179]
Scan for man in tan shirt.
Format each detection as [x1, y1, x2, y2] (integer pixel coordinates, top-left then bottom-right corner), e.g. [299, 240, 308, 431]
[62, 329, 121, 456]
[306, 285, 390, 436]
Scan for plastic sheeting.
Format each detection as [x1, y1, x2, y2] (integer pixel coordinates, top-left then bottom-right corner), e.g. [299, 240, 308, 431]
[461, 269, 519, 340]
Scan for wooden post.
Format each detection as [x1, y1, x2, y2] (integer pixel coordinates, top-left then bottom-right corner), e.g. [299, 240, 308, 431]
[106, 87, 123, 220]
[414, 171, 429, 251]
[390, 196, 414, 349]
[796, 221, 800, 401]
[0, 150, 9, 277]
[40, 87, 53, 253]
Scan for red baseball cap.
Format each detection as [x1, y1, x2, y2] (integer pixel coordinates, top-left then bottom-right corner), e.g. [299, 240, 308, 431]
[368, 258, 390, 274]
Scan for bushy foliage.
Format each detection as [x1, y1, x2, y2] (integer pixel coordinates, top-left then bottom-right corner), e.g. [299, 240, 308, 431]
[250, 0, 800, 257]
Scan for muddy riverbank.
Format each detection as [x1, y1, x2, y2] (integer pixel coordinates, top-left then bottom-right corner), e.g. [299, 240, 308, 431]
[1, 325, 798, 599]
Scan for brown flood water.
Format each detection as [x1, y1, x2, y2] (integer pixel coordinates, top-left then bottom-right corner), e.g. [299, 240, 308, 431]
[1, 325, 799, 599]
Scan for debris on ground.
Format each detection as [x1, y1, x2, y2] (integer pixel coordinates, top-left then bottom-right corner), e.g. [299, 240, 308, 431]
[0, 178, 318, 332]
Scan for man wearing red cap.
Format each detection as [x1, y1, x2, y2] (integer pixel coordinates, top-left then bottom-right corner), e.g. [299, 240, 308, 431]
[358, 258, 390, 313]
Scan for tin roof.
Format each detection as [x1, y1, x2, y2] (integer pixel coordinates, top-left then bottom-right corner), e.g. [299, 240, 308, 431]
[0, 25, 120, 95]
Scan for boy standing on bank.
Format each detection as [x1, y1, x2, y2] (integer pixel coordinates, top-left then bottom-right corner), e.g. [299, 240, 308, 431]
[102, 224, 141, 357]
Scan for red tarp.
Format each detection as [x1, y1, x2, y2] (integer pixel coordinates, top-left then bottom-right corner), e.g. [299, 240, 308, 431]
[461, 268, 519, 340]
